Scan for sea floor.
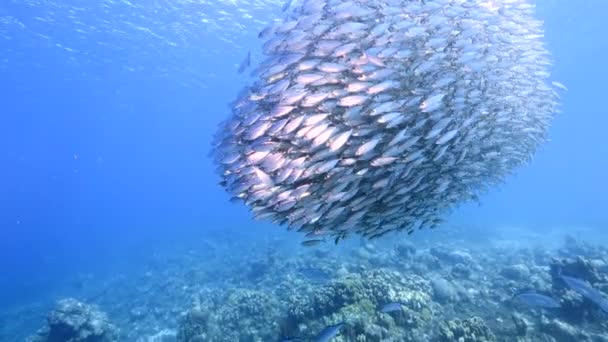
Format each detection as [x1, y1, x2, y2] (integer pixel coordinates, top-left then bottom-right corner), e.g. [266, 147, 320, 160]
[2, 225, 608, 342]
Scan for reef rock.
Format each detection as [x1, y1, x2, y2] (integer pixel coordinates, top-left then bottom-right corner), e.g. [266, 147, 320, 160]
[285, 269, 433, 341]
[177, 289, 282, 342]
[430, 276, 458, 304]
[550, 256, 608, 323]
[540, 318, 589, 342]
[437, 316, 496, 342]
[138, 329, 177, 342]
[176, 309, 209, 342]
[501, 264, 531, 281]
[431, 248, 473, 265]
[28, 298, 118, 342]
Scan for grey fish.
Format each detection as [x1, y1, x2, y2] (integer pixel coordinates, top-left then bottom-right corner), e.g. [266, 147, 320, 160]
[355, 137, 381, 156]
[512, 291, 560, 309]
[561, 275, 608, 313]
[380, 302, 405, 313]
[315, 322, 345, 342]
[301, 239, 323, 247]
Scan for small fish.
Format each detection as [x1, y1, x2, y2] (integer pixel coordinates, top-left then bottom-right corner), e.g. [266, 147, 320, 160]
[296, 72, 324, 85]
[301, 239, 323, 247]
[379, 302, 405, 313]
[258, 26, 274, 39]
[355, 137, 381, 156]
[281, 0, 293, 12]
[436, 128, 458, 145]
[512, 291, 560, 308]
[270, 105, 295, 118]
[212, 0, 559, 246]
[367, 80, 397, 94]
[280, 337, 303, 342]
[328, 130, 352, 152]
[238, 51, 251, 74]
[339, 95, 367, 107]
[315, 322, 345, 342]
[552, 81, 568, 91]
[252, 167, 274, 188]
[420, 93, 445, 112]
[346, 82, 371, 92]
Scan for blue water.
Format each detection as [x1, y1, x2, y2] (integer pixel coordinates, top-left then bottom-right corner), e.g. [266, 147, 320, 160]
[0, 0, 607, 339]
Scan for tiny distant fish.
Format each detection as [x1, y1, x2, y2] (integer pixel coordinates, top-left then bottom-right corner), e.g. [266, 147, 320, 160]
[552, 81, 568, 91]
[281, 0, 294, 12]
[379, 302, 405, 313]
[238, 51, 251, 74]
[436, 128, 458, 145]
[561, 275, 608, 313]
[512, 291, 560, 308]
[420, 93, 444, 112]
[280, 337, 303, 342]
[302, 239, 323, 247]
[258, 26, 274, 39]
[315, 322, 345, 342]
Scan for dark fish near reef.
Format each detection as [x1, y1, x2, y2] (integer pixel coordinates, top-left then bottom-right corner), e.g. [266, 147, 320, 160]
[314, 322, 344, 342]
[280, 337, 303, 342]
[380, 302, 405, 313]
[512, 291, 560, 308]
[561, 275, 608, 312]
[238, 51, 251, 74]
[212, 0, 562, 244]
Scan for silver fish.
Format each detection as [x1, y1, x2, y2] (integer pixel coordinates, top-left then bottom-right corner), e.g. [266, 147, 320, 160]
[212, 0, 559, 244]
[314, 322, 345, 342]
[513, 291, 560, 309]
[380, 302, 404, 313]
[238, 51, 251, 74]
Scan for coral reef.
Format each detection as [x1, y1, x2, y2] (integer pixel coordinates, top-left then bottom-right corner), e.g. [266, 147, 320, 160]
[5, 228, 608, 342]
[176, 309, 208, 342]
[177, 289, 282, 342]
[28, 298, 118, 342]
[438, 316, 496, 342]
[548, 256, 608, 323]
[137, 329, 176, 342]
[283, 269, 434, 341]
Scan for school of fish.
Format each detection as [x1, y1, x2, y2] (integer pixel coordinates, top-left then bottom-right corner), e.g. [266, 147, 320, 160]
[212, 0, 564, 244]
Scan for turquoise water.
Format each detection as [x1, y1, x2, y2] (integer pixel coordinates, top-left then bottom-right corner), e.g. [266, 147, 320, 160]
[0, 1, 606, 341]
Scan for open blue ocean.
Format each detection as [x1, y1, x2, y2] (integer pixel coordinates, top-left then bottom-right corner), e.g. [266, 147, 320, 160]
[1, 0, 606, 341]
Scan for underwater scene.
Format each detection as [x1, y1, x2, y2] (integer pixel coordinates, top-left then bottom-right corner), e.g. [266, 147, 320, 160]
[1, 0, 607, 341]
